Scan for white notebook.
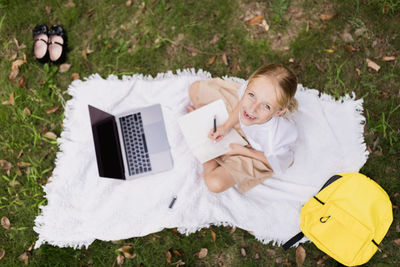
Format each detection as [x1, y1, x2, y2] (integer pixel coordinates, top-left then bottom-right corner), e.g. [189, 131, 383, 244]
[178, 99, 248, 163]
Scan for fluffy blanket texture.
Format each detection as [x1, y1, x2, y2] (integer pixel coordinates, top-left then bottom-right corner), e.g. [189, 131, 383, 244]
[34, 69, 368, 249]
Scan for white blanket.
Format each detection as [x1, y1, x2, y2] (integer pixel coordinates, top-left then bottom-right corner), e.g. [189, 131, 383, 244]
[34, 69, 368, 249]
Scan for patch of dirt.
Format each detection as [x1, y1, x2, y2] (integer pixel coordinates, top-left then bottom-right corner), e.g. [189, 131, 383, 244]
[238, 0, 336, 51]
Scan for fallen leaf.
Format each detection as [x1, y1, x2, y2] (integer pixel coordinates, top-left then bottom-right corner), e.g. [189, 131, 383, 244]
[17, 162, 31, 168]
[229, 226, 236, 234]
[82, 49, 88, 61]
[324, 49, 334, 53]
[382, 56, 395, 61]
[222, 53, 228, 66]
[355, 68, 361, 77]
[166, 251, 171, 263]
[317, 255, 330, 265]
[18, 252, 29, 265]
[9, 52, 17, 61]
[116, 254, 124, 266]
[275, 257, 283, 264]
[344, 44, 356, 52]
[366, 58, 380, 72]
[240, 248, 246, 257]
[18, 76, 26, 88]
[289, 58, 295, 63]
[3, 92, 15, 106]
[45, 5, 51, 14]
[86, 8, 95, 18]
[319, 12, 335, 21]
[254, 253, 260, 259]
[210, 34, 219, 45]
[248, 15, 264, 25]
[210, 228, 216, 246]
[341, 32, 354, 43]
[1, 216, 10, 230]
[46, 105, 59, 114]
[206, 55, 216, 66]
[44, 132, 57, 139]
[13, 38, 26, 50]
[9, 59, 25, 81]
[0, 160, 12, 173]
[0, 249, 4, 260]
[59, 63, 71, 73]
[71, 73, 80, 80]
[171, 259, 185, 266]
[65, 0, 75, 7]
[23, 107, 31, 116]
[9, 180, 21, 187]
[198, 248, 208, 259]
[394, 239, 400, 246]
[173, 249, 183, 257]
[126, 0, 132, 6]
[296, 245, 306, 267]
[118, 245, 136, 258]
[260, 19, 270, 31]
[15, 168, 22, 176]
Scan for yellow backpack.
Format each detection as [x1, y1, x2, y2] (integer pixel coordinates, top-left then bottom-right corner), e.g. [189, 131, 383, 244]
[283, 173, 393, 266]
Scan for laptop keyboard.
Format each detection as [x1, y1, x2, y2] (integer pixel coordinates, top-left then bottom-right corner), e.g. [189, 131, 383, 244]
[119, 113, 152, 176]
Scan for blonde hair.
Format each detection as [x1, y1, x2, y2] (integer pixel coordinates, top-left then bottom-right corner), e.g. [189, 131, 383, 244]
[248, 64, 298, 114]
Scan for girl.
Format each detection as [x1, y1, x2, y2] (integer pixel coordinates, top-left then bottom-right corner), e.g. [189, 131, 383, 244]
[187, 64, 298, 194]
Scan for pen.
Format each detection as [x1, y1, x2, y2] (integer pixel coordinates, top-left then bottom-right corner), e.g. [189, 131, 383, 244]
[213, 115, 217, 133]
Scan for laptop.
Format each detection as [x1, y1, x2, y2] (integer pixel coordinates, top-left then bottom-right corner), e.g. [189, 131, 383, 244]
[88, 104, 173, 180]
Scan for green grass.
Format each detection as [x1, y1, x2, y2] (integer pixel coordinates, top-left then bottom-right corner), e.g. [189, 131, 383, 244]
[0, 0, 399, 266]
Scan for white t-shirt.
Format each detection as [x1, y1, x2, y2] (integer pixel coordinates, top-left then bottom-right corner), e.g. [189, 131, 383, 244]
[237, 82, 298, 176]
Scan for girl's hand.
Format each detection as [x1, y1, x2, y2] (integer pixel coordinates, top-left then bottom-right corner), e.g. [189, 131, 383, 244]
[208, 124, 230, 142]
[225, 143, 248, 156]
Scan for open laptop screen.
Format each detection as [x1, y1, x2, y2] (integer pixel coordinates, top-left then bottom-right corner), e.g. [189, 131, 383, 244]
[89, 105, 125, 179]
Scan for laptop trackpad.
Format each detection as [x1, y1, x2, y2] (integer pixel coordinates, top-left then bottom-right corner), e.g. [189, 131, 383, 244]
[144, 122, 170, 154]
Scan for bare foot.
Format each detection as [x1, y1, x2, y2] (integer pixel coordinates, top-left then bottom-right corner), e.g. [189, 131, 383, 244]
[186, 105, 195, 113]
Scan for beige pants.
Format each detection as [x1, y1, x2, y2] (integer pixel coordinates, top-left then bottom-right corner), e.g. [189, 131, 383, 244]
[195, 78, 274, 193]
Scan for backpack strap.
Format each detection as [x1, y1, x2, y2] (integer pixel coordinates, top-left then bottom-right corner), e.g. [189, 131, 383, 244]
[282, 232, 304, 250]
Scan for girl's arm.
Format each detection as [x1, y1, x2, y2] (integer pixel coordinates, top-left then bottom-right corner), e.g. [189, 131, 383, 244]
[209, 102, 240, 141]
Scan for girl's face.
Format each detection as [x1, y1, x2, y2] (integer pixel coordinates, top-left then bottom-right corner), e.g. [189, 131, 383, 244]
[239, 76, 287, 126]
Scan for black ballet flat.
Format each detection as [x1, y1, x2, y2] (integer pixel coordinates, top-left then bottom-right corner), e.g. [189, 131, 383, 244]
[48, 25, 68, 64]
[32, 24, 49, 64]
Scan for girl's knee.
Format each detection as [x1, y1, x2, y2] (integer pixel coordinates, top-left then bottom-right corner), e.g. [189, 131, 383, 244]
[204, 174, 227, 194]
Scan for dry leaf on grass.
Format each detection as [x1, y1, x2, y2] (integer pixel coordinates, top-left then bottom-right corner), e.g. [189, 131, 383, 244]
[23, 107, 31, 116]
[0, 160, 12, 172]
[1, 216, 10, 230]
[44, 132, 57, 139]
[46, 105, 59, 114]
[2, 92, 15, 106]
[45, 5, 51, 14]
[366, 58, 380, 72]
[319, 12, 335, 21]
[17, 162, 31, 168]
[248, 15, 264, 25]
[9, 53, 17, 61]
[173, 249, 183, 257]
[126, 0, 132, 6]
[171, 259, 185, 266]
[166, 251, 171, 263]
[206, 55, 216, 66]
[197, 248, 208, 259]
[260, 19, 269, 31]
[116, 254, 124, 266]
[59, 63, 71, 73]
[65, 0, 74, 7]
[71, 73, 80, 80]
[222, 53, 228, 66]
[18, 252, 29, 265]
[210, 228, 216, 246]
[9, 59, 26, 82]
[18, 76, 26, 88]
[344, 44, 356, 52]
[394, 239, 400, 246]
[0, 249, 4, 260]
[317, 255, 330, 265]
[118, 245, 136, 259]
[295, 245, 306, 267]
[382, 56, 395, 61]
[13, 38, 26, 50]
[240, 248, 246, 257]
[210, 34, 219, 45]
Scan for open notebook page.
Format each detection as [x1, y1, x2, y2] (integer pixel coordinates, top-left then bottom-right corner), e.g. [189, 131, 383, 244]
[178, 99, 247, 163]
